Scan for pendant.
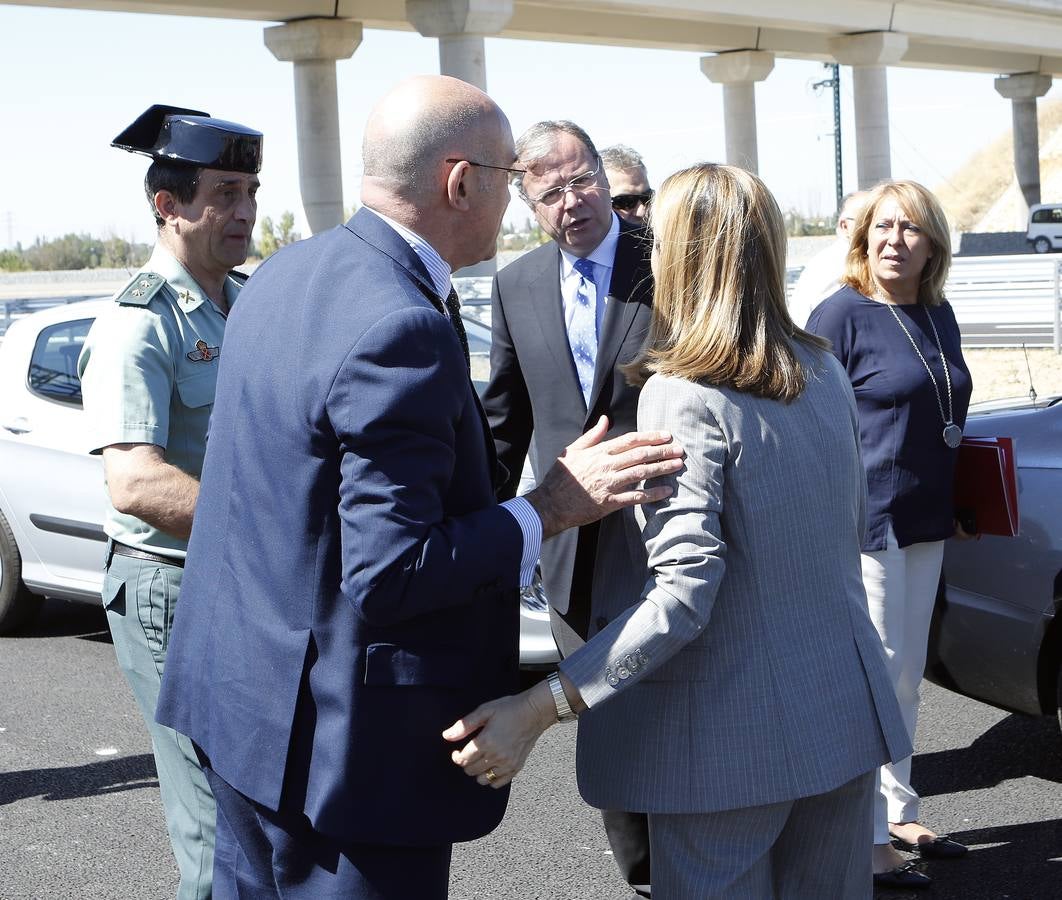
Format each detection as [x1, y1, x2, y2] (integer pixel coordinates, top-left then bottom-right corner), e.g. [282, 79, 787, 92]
[943, 423, 963, 448]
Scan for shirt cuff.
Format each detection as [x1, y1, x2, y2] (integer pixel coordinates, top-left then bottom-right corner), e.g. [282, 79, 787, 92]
[500, 496, 542, 588]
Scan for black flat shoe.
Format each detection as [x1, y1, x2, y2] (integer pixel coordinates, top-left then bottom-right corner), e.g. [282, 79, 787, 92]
[891, 834, 969, 859]
[873, 861, 932, 889]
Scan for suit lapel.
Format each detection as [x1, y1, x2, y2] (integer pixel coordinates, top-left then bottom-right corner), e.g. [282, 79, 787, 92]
[586, 226, 652, 418]
[346, 208, 438, 301]
[469, 387, 498, 481]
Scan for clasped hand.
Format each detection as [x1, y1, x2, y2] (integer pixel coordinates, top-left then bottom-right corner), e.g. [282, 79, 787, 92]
[443, 679, 557, 790]
[443, 421, 682, 788]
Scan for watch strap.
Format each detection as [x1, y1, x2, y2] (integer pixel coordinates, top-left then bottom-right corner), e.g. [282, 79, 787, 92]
[548, 671, 577, 723]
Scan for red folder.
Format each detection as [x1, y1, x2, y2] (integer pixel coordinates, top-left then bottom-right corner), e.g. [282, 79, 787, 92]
[953, 436, 1019, 537]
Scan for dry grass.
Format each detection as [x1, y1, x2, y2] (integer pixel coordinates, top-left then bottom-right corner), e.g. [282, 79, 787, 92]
[965, 347, 1062, 404]
[935, 98, 1062, 232]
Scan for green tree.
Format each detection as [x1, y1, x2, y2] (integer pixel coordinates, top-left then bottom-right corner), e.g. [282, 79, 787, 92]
[0, 246, 28, 271]
[100, 236, 151, 269]
[258, 211, 302, 258]
[783, 210, 835, 237]
[22, 233, 102, 270]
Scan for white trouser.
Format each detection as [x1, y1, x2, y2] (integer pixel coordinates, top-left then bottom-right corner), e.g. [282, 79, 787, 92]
[861, 524, 945, 845]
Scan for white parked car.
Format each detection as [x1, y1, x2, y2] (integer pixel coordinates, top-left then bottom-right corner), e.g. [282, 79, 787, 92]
[0, 298, 559, 668]
[1027, 202, 1062, 253]
[0, 299, 109, 632]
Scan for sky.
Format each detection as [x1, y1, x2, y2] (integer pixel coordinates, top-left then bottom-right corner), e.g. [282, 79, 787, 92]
[1, 4, 1057, 250]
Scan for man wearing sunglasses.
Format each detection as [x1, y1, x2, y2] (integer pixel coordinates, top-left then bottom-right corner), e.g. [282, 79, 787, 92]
[481, 120, 655, 898]
[601, 144, 654, 227]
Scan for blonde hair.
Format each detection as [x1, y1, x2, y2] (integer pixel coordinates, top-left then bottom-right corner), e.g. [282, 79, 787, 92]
[625, 163, 828, 402]
[841, 179, 952, 306]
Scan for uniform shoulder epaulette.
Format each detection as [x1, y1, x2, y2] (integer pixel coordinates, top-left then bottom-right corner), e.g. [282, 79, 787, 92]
[114, 271, 167, 306]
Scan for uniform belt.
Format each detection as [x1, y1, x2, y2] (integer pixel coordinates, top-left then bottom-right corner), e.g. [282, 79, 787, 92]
[109, 540, 185, 568]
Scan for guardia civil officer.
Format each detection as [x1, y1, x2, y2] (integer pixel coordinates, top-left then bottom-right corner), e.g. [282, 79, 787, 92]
[77, 105, 262, 900]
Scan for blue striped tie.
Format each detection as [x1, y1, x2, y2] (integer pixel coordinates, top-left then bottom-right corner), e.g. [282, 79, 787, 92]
[570, 257, 598, 406]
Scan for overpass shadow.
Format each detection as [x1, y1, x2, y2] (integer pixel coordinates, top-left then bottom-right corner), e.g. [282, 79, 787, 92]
[913, 711, 1062, 795]
[873, 819, 1062, 900]
[0, 753, 157, 805]
[872, 713, 1062, 898]
[6, 596, 110, 641]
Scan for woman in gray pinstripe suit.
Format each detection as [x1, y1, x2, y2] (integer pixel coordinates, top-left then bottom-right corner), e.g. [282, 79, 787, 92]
[447, 164, 911, 899]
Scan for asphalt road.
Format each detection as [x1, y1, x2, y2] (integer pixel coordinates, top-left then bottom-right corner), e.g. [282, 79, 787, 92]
[1, 597, 1060, 900]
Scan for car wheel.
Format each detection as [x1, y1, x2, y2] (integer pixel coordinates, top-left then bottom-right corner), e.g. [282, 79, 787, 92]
[0, 507, 40, 634]
[1033, 237, 1052, 254]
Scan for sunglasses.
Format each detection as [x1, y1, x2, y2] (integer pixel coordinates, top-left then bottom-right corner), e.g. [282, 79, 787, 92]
[611, 191, 654, 212]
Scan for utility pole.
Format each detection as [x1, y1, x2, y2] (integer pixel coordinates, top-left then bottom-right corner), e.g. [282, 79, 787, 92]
[812, 63, 844, 212]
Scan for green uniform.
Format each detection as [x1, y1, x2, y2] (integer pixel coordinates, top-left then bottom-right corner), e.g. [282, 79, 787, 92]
[77, 243, 243, 900]
[78, 243, 239, 557]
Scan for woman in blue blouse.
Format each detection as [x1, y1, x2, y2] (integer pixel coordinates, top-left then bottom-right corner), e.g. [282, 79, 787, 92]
[808, 180, 972, 891]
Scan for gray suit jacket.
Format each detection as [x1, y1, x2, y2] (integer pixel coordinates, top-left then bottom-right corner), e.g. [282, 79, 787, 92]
[482, 220, 653, 623]
[559, 343, 911, 814]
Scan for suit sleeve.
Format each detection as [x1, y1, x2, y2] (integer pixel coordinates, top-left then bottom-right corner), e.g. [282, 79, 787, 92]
[559, 374, 728, 707]
[479, 275, 533, 500]
[327, 305, 522, 627]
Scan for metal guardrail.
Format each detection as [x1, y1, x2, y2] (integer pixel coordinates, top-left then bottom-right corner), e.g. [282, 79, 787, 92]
[788, 255, 1062, 352]
[0, 296, 101, 339]
[944, 256, 1061, 352]
[5, 258, 1062, 351]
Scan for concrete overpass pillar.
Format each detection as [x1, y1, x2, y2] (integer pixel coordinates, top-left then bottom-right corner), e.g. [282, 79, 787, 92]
[994, 72, 1052, 213]
[406, 1, 514, 275]
[265, 18, 362, 235]
[700, 51, 775, 175]
[829, 32, 908, 189]
[406, 0, 513, 92]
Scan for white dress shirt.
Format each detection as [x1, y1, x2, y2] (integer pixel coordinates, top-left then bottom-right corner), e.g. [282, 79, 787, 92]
[558, 213, 621, 338]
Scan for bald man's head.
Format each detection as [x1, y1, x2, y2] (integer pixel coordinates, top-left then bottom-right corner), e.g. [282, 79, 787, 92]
[362, 75, 508, 200]
[360, 76, 516, 270]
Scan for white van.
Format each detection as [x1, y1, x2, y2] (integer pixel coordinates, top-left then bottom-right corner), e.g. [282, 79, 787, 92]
[1027, 203, 1062, 253]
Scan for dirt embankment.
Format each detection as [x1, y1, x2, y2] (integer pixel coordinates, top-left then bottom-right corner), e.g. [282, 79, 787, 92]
[965, 347, 1062, 404]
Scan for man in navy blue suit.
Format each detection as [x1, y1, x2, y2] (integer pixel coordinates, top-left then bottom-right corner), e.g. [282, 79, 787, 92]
[156, 75, 683, 899]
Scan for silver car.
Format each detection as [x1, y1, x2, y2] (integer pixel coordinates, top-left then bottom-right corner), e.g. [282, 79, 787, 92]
[927, 394, 1062, 733]
[0, 298, 559, 668]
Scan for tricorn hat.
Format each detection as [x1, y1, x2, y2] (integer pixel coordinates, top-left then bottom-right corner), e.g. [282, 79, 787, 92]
[112, 104, 263, 174]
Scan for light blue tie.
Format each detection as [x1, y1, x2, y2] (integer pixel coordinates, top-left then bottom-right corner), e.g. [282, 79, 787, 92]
[570, 257, 598, 406]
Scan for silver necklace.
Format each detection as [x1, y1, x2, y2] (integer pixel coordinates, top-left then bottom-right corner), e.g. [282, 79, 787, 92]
[880, 297, 962, 448]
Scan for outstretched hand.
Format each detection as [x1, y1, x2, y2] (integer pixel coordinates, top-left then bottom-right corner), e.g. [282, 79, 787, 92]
[443, 681, 557, 789]
[526, 416, 684, 539]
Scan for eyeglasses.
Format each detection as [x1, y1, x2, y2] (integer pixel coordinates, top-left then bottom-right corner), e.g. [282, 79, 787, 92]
[525, 160, 604, 206]
[445, 158, 527, 176]
[611, 191, 654, 212]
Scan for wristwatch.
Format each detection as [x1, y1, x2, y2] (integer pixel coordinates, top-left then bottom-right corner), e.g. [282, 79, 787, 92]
[548, 672, 577, 723]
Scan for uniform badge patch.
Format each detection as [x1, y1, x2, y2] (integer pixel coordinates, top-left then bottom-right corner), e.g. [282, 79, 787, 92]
[187, 339, 220, 362]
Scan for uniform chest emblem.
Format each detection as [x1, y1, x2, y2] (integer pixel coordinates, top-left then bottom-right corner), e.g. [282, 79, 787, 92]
[187, 339, 220, 362]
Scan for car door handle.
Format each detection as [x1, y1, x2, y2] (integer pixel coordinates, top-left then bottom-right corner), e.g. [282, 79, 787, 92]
[1, 417, 31, 434]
